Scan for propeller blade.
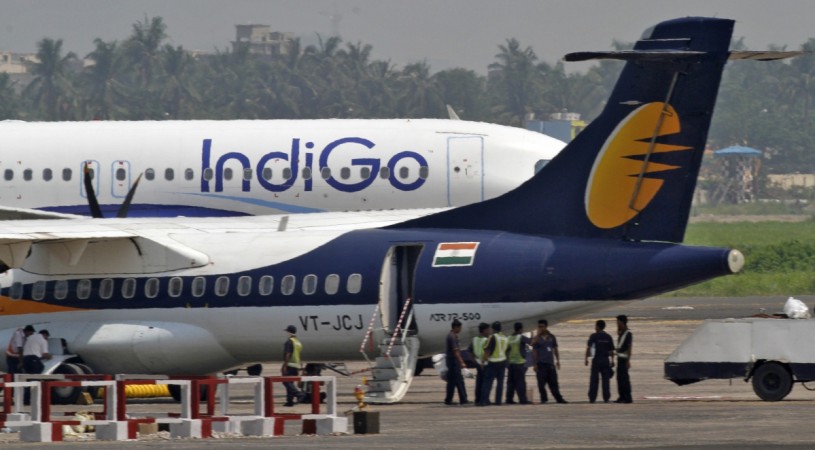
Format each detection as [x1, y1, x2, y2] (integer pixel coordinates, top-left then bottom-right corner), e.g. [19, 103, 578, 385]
[116, 173, 143, 218]
[83, 162, 104, 219]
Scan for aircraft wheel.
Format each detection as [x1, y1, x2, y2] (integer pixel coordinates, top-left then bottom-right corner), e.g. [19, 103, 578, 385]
[51, 363, 84, 405]
[168, 383, 210, 402]
[73, 363, 100, 399]
[752, 362, 792, 401]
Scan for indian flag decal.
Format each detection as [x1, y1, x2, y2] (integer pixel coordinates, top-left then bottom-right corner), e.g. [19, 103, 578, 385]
[432, 242, 480, 267]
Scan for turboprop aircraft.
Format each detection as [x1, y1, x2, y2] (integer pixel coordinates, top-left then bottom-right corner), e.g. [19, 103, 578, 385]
[0, 119, 563, 217]
[0, 17, 795, 403]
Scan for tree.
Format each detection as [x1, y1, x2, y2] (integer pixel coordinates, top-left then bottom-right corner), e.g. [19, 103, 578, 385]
[487, 38, 542, 126]
[23, 38, 78, 121]
[81, 38, 129, 120]
[159, 45, 200, 119]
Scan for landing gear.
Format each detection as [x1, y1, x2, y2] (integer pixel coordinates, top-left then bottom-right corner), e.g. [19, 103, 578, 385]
[50, 363, 84, 405]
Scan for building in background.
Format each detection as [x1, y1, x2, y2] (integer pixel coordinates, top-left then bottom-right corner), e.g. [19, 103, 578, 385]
[233, 25, 295, 58]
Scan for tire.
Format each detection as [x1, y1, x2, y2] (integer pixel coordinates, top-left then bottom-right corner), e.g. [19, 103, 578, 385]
[73, 363, 100, 400]
[51, 363, 83, 405]
[168, 382, 209, 402]
[752, 362, 792, 401]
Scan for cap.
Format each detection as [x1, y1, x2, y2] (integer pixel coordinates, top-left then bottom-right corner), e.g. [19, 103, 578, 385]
[491, 321, 502, 332]
[284, 325, 297, 334]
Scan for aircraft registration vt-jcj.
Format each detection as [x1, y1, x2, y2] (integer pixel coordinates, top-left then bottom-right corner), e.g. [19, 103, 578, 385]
[0, 119, 563, 217]
[0, 17, 797, 402]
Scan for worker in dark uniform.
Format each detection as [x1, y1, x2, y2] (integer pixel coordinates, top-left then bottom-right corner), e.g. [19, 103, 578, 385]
[5, 325, 34, 375]
[467, 322, 490, 405]
[585, 319, 615, 403]
[506, 322, 531, 404]
[615, 314, 633, 404]
[281, 325, 306, 407]
[532, 319, 567, 404]
[480, 321, 508, 406]
[444, 319, 469, 405]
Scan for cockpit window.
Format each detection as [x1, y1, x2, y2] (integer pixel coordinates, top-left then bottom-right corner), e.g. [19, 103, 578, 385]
[534, 159, 550, 174]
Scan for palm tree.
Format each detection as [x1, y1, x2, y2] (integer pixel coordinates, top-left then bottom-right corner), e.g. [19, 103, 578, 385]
[81, 38, 129, 120]
[159, 45, 200, 119]
[23, 38, 77, 121]
[124, 16, 168, 118]
[397, 61, 444, 118]
[0, 73, 19, 119]
[487, 38, 542, 126]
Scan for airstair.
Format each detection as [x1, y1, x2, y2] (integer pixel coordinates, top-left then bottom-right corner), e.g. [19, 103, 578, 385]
[359, 300, 420, 403]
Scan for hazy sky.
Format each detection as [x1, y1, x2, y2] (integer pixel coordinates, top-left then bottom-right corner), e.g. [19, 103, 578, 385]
[1, 0, 813, 73]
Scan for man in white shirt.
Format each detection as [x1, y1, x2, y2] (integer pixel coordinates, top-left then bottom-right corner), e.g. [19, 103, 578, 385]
[22, 329, 51, 374]
[5, 325, 34, 374]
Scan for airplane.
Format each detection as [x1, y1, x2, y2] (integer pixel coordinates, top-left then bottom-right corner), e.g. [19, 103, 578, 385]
[0, 119, 564, 217]
[0, 17, 794, 404]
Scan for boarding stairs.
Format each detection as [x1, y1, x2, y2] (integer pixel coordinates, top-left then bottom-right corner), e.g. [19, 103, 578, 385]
[359, 300, 420, 403]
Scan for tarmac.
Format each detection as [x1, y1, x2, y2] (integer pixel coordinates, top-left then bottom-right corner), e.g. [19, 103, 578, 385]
[2, 295, 815, 449]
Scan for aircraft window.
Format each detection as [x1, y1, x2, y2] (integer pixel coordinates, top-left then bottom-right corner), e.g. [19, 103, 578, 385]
[379, 167, 390, 179]
[325, 274, 340, 295]
[32, 281, 46, 301]
[43, 168, 53, 181]
[145, 278, 160, 299]
[185, 168, 194, 181]
[99, 278, 114, 299]
[419, 166, 429, 179]
[262, 168, 272, 180]
[192, 277, 206, 297]
[9, 282, 22, 300]
[55, 280, 69, 300]
[340, 167, 351, 180]
[302, 167, 312, 180]
[215, 276, 230, 296]
[145, 168, 155, 181]
[223, 168, 233, 180]
[259, 275, 274, 296]
[321, 167, 331, 180]
[203, 168, 213, 181]
[238, 276, 252, 296]
[23, 169, 32, 181]
[281, 275, 296, 295]
[62, 168, 72, 181]
[169, 277, 183, 298]
[399, 167, 409, 180]
[302, 274, 317, 295]
[282, 168, 292, 180]
[4, 169, 12, 181]
[534, 159, 550, 174]
[165, 168, 174, 181]
[347, 273, 362, 294]
[122, 278, 136, 299]
[243, 168, 252, 180]
[116, 168, 126, 181]
[360, 167, 371, 179]
[77, 279, 92, 300]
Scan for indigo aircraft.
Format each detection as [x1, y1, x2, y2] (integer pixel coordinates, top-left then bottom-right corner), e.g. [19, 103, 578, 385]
[0, 17, 794, 403]
[0, 119, 563, 217]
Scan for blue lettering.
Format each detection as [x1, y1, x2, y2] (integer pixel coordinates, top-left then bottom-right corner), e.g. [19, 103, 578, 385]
[256, 139, 300, 192]
[319, 137, 379, 193]
[215, 152, 251, 192]
[388, 151, 428, 191]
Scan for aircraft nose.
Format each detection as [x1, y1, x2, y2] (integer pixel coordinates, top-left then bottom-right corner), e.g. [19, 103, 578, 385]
[727, 249, 745, 273]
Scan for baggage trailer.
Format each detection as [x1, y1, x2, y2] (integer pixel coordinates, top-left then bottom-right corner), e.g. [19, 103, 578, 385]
[664, 318, 815, 401]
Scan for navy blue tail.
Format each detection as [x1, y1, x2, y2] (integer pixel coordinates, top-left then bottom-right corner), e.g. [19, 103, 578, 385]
[391, 17, 734, 243]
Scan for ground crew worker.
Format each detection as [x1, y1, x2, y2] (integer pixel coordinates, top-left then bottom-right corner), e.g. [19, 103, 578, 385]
[22, 329, 51, 375]
[615, 314, 633, 403]
[5, 325, 34, 374]
[444, 319, 469, 405]
[468, 322, 490, 405]
[585, 319, 615, 403]
[506, 322, 531, 404]
[281, 325, 306, 407]
[480, 321, 508, 406]
[532, 319, 567, 404]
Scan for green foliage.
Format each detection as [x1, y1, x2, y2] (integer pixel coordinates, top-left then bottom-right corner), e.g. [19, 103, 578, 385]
[671, 221, 815, 296]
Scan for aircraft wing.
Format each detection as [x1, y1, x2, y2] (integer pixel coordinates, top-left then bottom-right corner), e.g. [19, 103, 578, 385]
[0, 205, 86, 220]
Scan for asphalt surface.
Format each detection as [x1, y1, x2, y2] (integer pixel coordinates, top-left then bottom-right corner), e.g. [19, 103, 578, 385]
[3, 295, 815, 449]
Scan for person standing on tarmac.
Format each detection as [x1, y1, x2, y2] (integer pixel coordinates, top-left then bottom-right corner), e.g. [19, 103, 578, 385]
[444, 319, 469, 405]
[585, 319, 615, 403]
[532, 319, 567, 404]
[468, 322, 491, 405]
[615, 315, 633, 404]
[479, 321, 508, 406]
[5, 325, 34, 375]
[506, 322, 532, 404]
[281, 325, 306, 407]
[22, 329, 51, 375]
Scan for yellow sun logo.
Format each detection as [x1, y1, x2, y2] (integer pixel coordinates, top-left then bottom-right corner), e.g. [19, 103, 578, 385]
[585, 102, 691, 229]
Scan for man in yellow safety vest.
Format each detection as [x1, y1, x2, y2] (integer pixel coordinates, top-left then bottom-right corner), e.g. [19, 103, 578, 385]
[479, 321, 508, 406]
[282, 325, 306, 407]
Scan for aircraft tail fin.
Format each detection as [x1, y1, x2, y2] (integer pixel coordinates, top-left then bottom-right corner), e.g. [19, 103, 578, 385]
[392, 17, 736, 243]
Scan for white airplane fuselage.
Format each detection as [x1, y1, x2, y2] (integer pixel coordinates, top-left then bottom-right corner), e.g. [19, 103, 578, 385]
[0, 119, 563, 216]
